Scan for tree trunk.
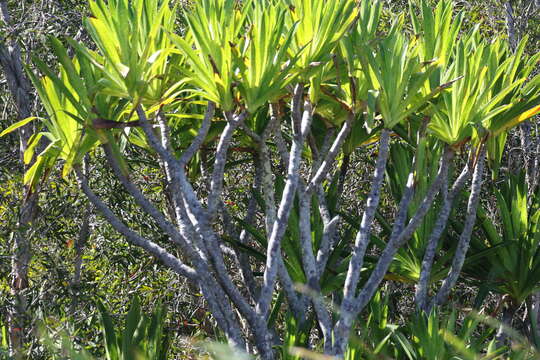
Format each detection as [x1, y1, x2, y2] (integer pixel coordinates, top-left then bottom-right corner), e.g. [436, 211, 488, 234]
[495, 299, 517, 348]
[0, 2, 37, 357]
[70, 200, 92, 315]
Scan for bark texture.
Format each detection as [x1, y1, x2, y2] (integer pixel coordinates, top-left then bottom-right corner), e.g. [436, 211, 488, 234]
[0, 2, 38, 357]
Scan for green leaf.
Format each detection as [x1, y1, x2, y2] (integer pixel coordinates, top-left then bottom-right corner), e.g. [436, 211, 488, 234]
[0, 117, 38, 137]
[123, 296, 142, 356]
[23, 132, 46, 164]
[97, 300, 121, 360]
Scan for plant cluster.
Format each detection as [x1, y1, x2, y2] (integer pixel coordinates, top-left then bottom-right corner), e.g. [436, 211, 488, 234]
[2, 0, 540, 358]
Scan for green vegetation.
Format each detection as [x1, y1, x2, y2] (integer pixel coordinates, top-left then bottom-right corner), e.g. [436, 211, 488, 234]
[1, 0, 540, 358]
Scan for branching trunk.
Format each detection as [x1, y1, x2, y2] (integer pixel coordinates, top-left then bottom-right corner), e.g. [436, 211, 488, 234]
[331, 128, 391, 355]
[131, 106, 274, 357]
[5, 0, 540, 358]
[298, 186, 333, 351]
[415, 158, 471, 311]
[256, 85, 312, 322]
[331, 147, 453, 357]
[429, 146, 486, 310]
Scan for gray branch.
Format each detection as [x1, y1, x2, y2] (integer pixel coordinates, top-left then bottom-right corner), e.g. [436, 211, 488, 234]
[306, 113, 354, 194]
[207, 111, 246, 217]
[256, 90, 312, 321]
[504, 2, 518, 51]
[0, 1, 33, 154]
[314, 182, 339, 275]
[315, 215, 340, 275]
[74, 166, 198, 281]
[219, 200, 260, 303]
[353, 149, 453, 314]
[148, 119, 274, 357]
[332, 143, 452, 356]
[415, 159, 471, 311]
[429, 146, 486, 310]
[179, 101, 216, 166]
[335, 128, 391, 329]
[1, 3, 38, 356]
[102, 143, 207, 261]
[141, 108, 273, 357]
[298, 187, 333, 350]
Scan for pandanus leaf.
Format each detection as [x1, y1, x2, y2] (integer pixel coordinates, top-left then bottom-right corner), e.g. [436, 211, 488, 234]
[286, 0, 357, 81]
[85, 0, 176, 103]
[468, 172, 540, 304]
[23, 35, 139, 186]
[234, 2, 299, 113]
[172, 0, 251, 111]
[0, 116, 39, 137]
[359, 20, 439, 130]
[410, 0, 463, 91]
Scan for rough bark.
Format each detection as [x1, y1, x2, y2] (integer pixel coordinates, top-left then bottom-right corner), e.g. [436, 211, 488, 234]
[504, 2, 518, 51]
[298, 186, 333, 352]
[495, 299, 517, 348]
[331, 147, 453, 357]
[0, 2, 37, 357]
[331, 128, 391, 355]
[415, 159, 471, 311]
[354, 149, 453, 313]
[70, 157, 93, 314]
[429, 146, 486, 310]
[256, 85, 312, 322]
[306, 113, 354, 194]
[134, 106, 274, 358]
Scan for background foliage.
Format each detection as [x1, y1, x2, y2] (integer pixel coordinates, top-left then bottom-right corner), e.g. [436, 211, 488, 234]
[1, 0, 540, 359]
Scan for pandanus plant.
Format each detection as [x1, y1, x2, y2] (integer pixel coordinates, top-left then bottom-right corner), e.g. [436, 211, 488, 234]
[464, 172, 540, 345]
[3, 0, 540, 358]
[415, 38, 540, 313]
[41, 297, 169, 360]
